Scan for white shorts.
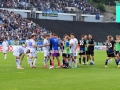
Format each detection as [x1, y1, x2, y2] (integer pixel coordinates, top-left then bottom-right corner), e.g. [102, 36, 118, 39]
[29, 51, 37, 58]
[44, 50, 50, 57]
[3, 48, 7, 53]
[13, 50, 20, 57]
[70, 50, 77, 56]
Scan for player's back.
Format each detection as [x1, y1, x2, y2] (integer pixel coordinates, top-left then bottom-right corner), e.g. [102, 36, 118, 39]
[79, 39, 86, 49]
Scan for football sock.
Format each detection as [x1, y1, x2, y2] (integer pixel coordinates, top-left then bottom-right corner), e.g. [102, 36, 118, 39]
[16, 59, 20, 68]
[5, 54, 6, 58]
[44, 58, 46, 66]
[33, 58, 37, 66]
[50, 59, 52, 66]
[75, 59, 77, 67]
[63, 59, 65, 65]
[115, 60, 119, 66]
[79, 58, 81, 64]
[27, 57, 29, 63]
[69, 58, 72, 66]
[87, 57, 89, 62]
[29, 59, 33, 67]
[105, 59, 108, 65]
[83, 57, 86, 64]
[58, 60, 60, 66]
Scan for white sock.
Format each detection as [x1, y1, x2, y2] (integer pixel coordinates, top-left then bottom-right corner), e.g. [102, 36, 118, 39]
[69, 58, 72, 66]
[33, 58, 37, 66]
[44, 58, 47, 66]
[5, 54, 6, 58]
[27, 57, 29, 63]
[29, 59, 33, 67]
[75, 59, 77, 67]
[16, 59, 20, 68]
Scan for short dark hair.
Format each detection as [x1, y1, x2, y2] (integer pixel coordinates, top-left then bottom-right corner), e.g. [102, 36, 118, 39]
[70, 33, 74, 36]
[81, 34, 84, 38]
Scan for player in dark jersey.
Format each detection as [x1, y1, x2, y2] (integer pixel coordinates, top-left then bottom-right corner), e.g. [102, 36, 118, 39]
[84, 35, 90, 64]
[78, 34, 86, 65]
[88, 34, 95, 65]
[105, 35, 120, 68]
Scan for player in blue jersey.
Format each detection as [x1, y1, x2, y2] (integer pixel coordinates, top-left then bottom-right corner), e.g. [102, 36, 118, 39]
[49, 33, 60, 69]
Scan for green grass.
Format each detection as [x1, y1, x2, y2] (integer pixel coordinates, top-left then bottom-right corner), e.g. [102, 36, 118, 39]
[0, 50, 120, 90]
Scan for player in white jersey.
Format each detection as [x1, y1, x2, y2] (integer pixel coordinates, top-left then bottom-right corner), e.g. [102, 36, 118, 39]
[43, 34, 50, 68]
[28, 34, 38, 68]
[25, 37, 31, 64]
[2, 38, 9, 59]
[13, 46, 30, 69]
[69, 33, 78, 68]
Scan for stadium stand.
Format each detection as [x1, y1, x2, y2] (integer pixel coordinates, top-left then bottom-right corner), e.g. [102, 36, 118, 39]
[28, 18, 120, 42]
[0, 0, 100, 14]
[0, 9, 51, 44]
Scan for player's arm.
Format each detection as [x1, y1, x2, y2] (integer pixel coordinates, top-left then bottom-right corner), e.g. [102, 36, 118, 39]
[105, 40, 108, 46]
[44, 41, 50, 47]
[75, 40, 78, 50]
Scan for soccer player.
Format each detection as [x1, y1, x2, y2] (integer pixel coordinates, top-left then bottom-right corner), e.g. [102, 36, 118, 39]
[78, 34, 86, 65]
[2, 38, 9, 59]
[69, 33, 78, 68]
[13, 46, 30, 69]
[25, 36, 31, 64]
[29, 34, 38, 68]
[88, 34, 95, 65]
[63, 35, 70, 68]
[43, 34, 50, 68]
[114, 35, 120, 64]
[84, 35, 89, 64]
[49, 33, 60, 69]
[62, 34, 68, 67]
[105, 35, 120, 68]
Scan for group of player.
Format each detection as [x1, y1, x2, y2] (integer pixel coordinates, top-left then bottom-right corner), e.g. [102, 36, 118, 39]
[1, 33, 120, 69]
[105, 35, 120, 68]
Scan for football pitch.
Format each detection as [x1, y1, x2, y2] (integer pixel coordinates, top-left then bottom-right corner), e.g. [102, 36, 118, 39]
[0, 50, 120, 90]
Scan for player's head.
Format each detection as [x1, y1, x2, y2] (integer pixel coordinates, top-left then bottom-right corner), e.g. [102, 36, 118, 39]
[31, 33, 36, 40]
[28, 36, 31, 40]
[4, 38, 6, 41]
[54, 33, 58, 38]
[50, 33, 54, 38]
[65, 36, 69, 41]
[81, 34, 84, 39]
[63, 34, 69, 40]
[88, 34, 92, 39]
[26, 49, 30, 54]
[84, 35, 87, 40]
[116, 35, 119, 40]
[70, 33, 74, 39]
[107, 35, 112, 41]
[45, 34, 50, 40]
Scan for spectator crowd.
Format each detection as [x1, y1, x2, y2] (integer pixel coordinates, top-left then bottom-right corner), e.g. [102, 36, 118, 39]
[0, 0, 100, 14]
[0, 9, 52, 42]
